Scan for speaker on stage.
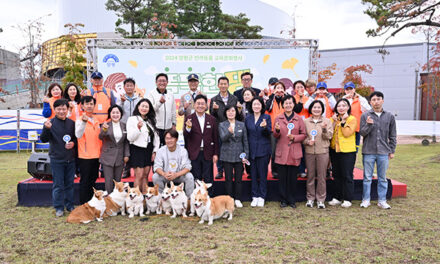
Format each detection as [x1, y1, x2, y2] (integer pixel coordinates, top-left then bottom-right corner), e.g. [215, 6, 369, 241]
[27, 153, 52, 180]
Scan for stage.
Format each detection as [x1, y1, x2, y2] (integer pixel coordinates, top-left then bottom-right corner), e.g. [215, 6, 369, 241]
[17, 168, 407, 207]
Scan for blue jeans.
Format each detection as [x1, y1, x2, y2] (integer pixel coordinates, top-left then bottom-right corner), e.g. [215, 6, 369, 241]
[362, 154, 389, 202]
[51, 159, 76, 211]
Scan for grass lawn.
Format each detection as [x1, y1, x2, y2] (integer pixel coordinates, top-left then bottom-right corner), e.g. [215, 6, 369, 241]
[0, 144, 439, 263]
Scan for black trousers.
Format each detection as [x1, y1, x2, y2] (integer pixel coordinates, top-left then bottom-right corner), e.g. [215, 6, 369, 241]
[78, 158, 100, 204]
[277, 164, 299, 204]
[158, 129, 166, 147]
[191, 150, 214, 196]
[223, 161, 243, 200]
[332, 151, 356, 202]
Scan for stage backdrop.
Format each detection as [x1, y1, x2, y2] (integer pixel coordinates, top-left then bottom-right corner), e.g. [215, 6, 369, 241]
[97, 48, 310, 129]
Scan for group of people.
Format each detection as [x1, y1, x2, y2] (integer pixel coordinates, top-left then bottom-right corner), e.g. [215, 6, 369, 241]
[40, 70, 396, 217]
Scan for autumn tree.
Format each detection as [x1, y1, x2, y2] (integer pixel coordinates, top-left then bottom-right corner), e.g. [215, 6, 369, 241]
[58, 23, 87, 89]
[362, 0, 440, 41]
[318, 63, 337, 82]
[341, 64, 374, 97]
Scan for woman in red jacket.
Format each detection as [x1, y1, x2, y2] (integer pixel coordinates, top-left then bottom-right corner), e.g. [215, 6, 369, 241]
[273, 95, 306, 208]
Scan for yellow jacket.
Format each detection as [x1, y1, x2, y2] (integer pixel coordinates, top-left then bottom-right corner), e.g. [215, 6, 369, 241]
[331, 115, 357, 153]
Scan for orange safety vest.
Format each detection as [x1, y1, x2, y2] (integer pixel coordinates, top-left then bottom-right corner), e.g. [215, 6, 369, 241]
[294, 94, 310, 119]
[315, 96, 334, 119]
[47, 96, 61, 119]
[349, 97, 362, 132]
[77, 118, 102, 159]
[86, 86, 112, 124]
[267, 98, 284, 128]
[67, 102, 82, 122]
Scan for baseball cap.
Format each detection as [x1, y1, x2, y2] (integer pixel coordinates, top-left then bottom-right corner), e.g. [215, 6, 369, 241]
[344, 81, 356, 89]
[268, 77, 279, 85]
[316, 82, 327, 89]
[187, 74, 199, 81]
[91, 71, 103, 79]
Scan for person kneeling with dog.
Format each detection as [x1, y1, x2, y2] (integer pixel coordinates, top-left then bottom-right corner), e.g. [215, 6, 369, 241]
[152, 129, 194, 197]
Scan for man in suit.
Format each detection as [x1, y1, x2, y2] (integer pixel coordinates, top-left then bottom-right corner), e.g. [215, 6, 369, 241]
[178, 74, 204, 118]
[233, 72, 262, 103]
[209, 76, 239, 179]
[183, 94, 219, 196]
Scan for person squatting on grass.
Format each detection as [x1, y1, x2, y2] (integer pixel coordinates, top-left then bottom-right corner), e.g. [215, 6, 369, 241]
[359, 91, 396, 209]
[152, 129, 194, 197]
[40, 98, 77, 217]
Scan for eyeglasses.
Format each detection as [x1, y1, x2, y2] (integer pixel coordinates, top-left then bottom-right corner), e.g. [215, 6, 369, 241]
[242, 78, 252, 81]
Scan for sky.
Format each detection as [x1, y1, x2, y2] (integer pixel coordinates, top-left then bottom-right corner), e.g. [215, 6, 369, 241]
[0, 0, 428, 54]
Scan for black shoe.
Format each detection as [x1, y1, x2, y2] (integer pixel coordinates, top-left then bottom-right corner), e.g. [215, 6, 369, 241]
[280, 202, 288, 208]
[215, 172, 223, 179]
[272, 172, 278, 179]
[289, 203, 297, 208]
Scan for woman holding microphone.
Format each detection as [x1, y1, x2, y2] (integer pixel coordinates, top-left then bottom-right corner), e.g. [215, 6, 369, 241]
[303, 100, 333, 209]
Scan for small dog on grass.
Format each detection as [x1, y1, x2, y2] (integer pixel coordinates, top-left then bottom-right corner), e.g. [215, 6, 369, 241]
[194, 190, 234, 225]
[170, 182, 188, 218]
[67, 188, 106, 224]
[160, 184, 173, 215]
[144, 184, 161, 215]
[189, 180, 212, 217]
[125, 186, 145, 218]
[104, 180, 129, 217]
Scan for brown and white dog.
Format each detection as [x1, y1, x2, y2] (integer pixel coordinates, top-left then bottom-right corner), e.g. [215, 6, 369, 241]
[144, 184, 161, 215]
[194, 191, 235, 225]
[103, 180, 129, 217]
[67, 188, 106, 224]
[189, 180, 212, 217]
[170, 182, 188, 218]
[125, 186, 145, 218]
[160, 184, 173, 215]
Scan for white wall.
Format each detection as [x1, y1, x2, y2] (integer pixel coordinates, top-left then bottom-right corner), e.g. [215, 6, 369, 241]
[320, 43, 432, 120]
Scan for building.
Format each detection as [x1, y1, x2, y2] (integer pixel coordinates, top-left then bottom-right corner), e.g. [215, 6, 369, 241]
[320, 42, 438, 120]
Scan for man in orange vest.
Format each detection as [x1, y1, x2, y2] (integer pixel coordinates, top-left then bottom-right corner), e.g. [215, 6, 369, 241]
[304, 82, 336, 118]
[75, 96, 102, 204]
[85, 72, 116, 124]
[343, 82, 371, 152]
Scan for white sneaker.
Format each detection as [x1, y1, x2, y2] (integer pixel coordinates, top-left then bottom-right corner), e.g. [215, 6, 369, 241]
[235, 200, 243, 208]
[378, 201, 391, 209]
[306, 200, 314, 208]
[257, 197, 265, 207]
[317, 201, 325, 209]
[341, 200, 352, 208]
[360, 200, 371, 208]
[328, 198, 342, 206]
[250, 197, 258, 207]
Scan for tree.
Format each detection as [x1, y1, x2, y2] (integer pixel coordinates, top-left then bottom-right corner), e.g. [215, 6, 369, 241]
[14, 15, 50, 108]
[341, 64, 374, 97]
[362, 0, 440, 41]
[221, 13, 263, 39]
[58, 23, 87, 89]
[106, 0, 177, 38]
[318, 63, 337, 82]
[420, 29, 440, 123]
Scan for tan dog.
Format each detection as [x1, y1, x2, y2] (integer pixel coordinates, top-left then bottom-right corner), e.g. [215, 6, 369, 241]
[144, 184, 161, 214]
[67, 188, 106, 224]
[189, 180, 212, 217]
[126, 186, 145, 218]
[103, 180, 129, 217]
[194, 191, 234, 225]
[170, 182, 188, 218]
[160, 184, 173, 215]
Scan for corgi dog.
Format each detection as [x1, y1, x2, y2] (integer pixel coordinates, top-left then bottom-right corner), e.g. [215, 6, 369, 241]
[190, 180, 212, 216]
[104, 180, 129, 217]
[170, 182, 188, 218]
[194, 191, 235, 225]
[125, 186, 145, 218]
[67, 188, 106, 224]
[160, 184, 173, 215]
[144, 184, 161, 214]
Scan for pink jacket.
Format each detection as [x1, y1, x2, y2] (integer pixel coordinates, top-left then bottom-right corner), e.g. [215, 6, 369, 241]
[273, 113, 307, 166]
